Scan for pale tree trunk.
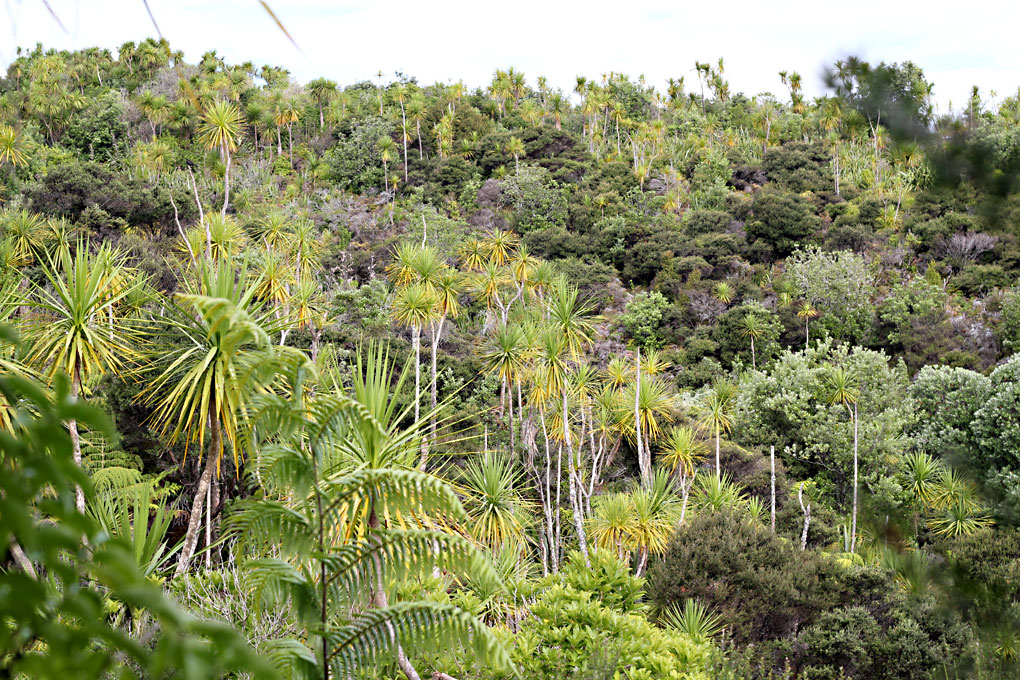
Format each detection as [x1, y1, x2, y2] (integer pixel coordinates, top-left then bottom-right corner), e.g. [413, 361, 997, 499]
[221, 145, 231, 217]
[277, 126, 282, 155]
[678, 472, 693, 528]
[770, 445, 776, 533]
[635, 350, 650, 486]
[400, 103, 409, 181]
[175, 408, 221, 576]
[69, 368, 85, 514]
[563, 389, 590, 565]
[635, 546, 649, 577]
[750, 337, 756, 370]
[10, 539, 37, 579]
[205, 482, 212, 568]
[539, 409, 557, 573]
[799, 483, 810, 551]
[430, 316, 445, 450]
[715, 427, 721, 477]
[288, 124, 294, 167]
[554, 442, 562, 570]
[851, 402, 859, 553]
[413, 325, 426, 469]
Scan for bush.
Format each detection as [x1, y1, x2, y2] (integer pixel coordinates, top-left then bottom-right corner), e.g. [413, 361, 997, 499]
[620, 291, 671, 349]
[646, 509, 833, 644]
[504, 551, 714, 680]
[746, 191, 820, 257]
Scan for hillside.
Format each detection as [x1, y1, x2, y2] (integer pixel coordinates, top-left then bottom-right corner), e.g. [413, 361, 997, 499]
[3, 40, 1020, 679]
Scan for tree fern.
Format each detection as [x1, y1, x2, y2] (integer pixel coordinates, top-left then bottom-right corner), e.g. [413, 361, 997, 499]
[227, 345, 512, 679]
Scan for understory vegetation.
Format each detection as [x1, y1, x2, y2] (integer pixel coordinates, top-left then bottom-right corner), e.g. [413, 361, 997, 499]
[4, 38, 1020, 679]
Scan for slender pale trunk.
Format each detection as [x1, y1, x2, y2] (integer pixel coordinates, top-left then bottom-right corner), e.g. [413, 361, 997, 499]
[635, 547, 649, 577]
[508, 380, 516, 454]
[400, 103, 409, 181]
[834, 149, 841, 196]
[416, 122, 423, 159]
[805, 318, 810, 348]
[635, 350, 649, 486]
[69, 368, 85, 514]
[750, 337, 756, 370]
[678, 472, 692, 528]
[413, 325, 425, 469]
[715, 426, 721, 477]
[554, 442, 562, 570]
[563, 388, 590, 565]
[186, 167, 209, 259]
[770, 445, 776, 533]
[276, 126, 282, 155]
[205, 482, 212, 568]
[221, 145, 231, 216]
[799, 483, 811, 550]
[288, 124, 294, 166]
[851, 402, 859, 553]
[539, 409, 556, 573]
[176, 406, 221, 576]
[430, 316, 444, 449]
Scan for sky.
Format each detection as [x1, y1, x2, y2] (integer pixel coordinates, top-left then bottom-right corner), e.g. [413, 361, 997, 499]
[3, 0, 1019, 114]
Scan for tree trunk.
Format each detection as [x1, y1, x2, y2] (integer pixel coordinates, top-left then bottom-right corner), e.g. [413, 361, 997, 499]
[277, 126, 282, 155]
[851, 402, 859, 553]
[430, 316, 444, 450]
[69, 368, 85, 514]
[750, 337, 756, 370]
[412, 325, 426, 468]
[635, 350, 649, 486]
[175, 408, 220, 576]
[770, 445, 776, 533]
[205, 481, 212, 568]
[635, 546, 649, 577]
[288, 123, 294, 167]
[563, 389, 590, 565]
[221, 145, 231, 217]
[799, 483, 810, 550]
[10, 539, 37, 579]
[715, 428, 721, 477]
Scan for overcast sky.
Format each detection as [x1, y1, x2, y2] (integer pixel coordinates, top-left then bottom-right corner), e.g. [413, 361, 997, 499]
[4, 0, 1018, 114]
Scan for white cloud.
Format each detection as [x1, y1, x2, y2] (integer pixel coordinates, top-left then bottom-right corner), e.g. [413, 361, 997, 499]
[3, 0, 1018, 111]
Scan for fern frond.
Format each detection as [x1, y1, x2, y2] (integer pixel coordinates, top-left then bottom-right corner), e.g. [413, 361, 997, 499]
[321, 529, 501, 604]
[326, 601, 513, 675]
[243, 558, 319, 621]
[261, 638, 319, 680]
[323, 468, 468, 526]
[226, 500, 317, 556]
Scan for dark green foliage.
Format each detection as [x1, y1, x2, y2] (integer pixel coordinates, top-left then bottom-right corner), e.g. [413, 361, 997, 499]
[323, 116, 390, 192]
[711, 301, 782, 368]
[762, 141, 831, 193]
[746, 190, 820, 257]
[26, 161, 176, 232]
[61, 91, 129, 162]
[647, 509, 831, 644]
[684, 209, 733, 236]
